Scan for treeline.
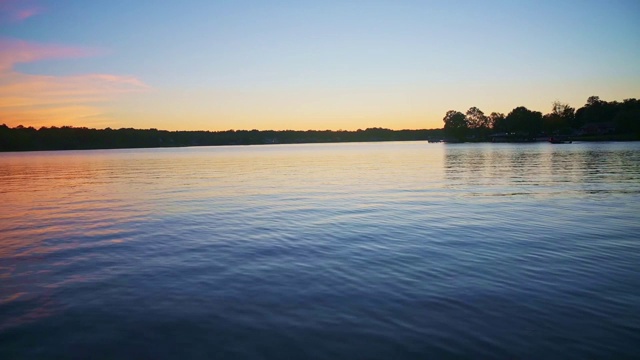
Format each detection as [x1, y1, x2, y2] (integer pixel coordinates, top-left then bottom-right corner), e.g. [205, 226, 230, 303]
[443, 96, 640, 141]
[2, 95, 638, 151]
[0, 125, 444, 152]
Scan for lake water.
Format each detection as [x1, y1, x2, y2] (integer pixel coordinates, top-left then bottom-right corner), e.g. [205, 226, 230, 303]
[1, 141, 639, 359]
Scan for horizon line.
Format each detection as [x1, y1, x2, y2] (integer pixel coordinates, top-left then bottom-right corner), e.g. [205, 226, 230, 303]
[1, 124, 443, 133]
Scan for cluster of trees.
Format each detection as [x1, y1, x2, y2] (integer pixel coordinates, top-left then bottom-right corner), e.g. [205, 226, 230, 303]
[0, 125, 444, 152]
[443, 96, 640, 141]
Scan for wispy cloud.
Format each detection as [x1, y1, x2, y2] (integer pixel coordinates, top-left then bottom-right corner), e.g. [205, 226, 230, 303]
[15, 6, 42, 21]
[0, 38, 149, 127]
[0, 0, 43, 22]
[0, 38, 99, 71]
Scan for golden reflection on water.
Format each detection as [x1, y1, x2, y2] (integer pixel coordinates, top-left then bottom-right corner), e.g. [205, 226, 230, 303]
[0, 143, 446, 329]
[0, 143, 443, 257]
[1, 141, 640, 341]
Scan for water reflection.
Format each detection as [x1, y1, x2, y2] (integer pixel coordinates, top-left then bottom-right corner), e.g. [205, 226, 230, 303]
[1, 142, 640, 358]
[443, 142, 640, 197]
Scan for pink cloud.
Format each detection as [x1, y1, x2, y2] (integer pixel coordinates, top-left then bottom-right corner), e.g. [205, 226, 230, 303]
[0, 38, 100, 71]
[0, 38, 149, 127]
[15, 6, 42, 21]
[0, 0, 43, 22]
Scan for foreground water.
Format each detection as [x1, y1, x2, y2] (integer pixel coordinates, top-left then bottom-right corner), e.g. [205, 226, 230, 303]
[1, 141, 639, 358]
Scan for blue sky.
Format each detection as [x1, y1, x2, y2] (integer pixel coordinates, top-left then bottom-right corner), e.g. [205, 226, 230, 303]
[1, 0, 639, 130]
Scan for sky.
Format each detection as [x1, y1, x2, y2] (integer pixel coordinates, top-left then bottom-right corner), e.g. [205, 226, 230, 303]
[1, 0, 639, 131]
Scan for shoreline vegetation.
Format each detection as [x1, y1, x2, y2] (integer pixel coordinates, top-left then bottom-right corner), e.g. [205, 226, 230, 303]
[0, 126, 443, 152]
[442, 96, 640, 143]
[1, 96, 638, 152]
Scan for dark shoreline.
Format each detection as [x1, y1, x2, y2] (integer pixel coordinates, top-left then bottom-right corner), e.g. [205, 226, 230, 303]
[1, 124, 638, 153]
[0, 126, 444, 152]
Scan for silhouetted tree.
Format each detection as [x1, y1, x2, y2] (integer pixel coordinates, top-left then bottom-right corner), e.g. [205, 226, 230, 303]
[613, 98, 640, 135]
[574, 95, 618, 129]
[543, 101, 575, 135]
[489, 112, 506, 131]
[505, 106, 543, 137]
[465, 107, 491, 139]
[443, 110, 468, 140]
[466, 107, 489, 129]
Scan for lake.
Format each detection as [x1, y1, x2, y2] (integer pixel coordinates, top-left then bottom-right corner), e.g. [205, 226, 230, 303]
[1, 141, 639, 358]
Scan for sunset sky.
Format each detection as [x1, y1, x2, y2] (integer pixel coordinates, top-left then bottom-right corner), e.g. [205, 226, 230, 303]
[1, 0, 639, 131]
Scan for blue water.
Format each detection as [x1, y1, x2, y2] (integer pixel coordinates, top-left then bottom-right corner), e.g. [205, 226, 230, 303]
[1, 141, 640, 358]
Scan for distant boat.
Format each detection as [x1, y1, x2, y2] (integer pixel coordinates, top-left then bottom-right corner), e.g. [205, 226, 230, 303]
[548, 136, 572, 144]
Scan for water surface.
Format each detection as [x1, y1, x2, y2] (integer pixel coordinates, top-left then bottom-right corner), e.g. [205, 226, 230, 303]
[1, 142, 639, 358]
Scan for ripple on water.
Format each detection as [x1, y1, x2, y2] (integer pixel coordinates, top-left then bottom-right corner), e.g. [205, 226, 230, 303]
[1, 142, 640, 358]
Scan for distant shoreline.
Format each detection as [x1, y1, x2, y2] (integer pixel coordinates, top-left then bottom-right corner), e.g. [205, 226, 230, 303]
[1, 125, 638, 152]
[0, 126, 441, 152]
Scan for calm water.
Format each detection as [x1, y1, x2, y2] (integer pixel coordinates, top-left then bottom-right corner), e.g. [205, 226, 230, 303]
[1, 141, 639, 359]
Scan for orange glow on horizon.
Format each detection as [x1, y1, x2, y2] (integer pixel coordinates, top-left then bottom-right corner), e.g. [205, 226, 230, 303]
[0, 38, 149, 128]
